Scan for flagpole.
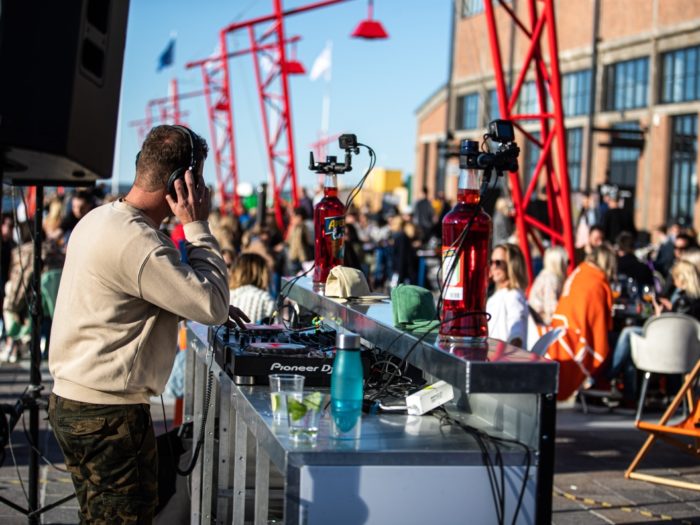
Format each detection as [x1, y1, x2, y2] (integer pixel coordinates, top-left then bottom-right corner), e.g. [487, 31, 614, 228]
[320, 41, 332, 139]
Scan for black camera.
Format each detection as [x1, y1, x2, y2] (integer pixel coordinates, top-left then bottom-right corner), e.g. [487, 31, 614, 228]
[309, 133, 359, 174]
[459, 119, 519, 174]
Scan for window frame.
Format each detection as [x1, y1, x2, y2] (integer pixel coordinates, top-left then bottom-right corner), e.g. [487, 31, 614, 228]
[603, 57, 650, 111]
[667, 114, 698, 223]
[660, 45, 700, 104]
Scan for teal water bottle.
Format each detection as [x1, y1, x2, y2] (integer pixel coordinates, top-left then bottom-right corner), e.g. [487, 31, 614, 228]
[330, 333, 363, 439]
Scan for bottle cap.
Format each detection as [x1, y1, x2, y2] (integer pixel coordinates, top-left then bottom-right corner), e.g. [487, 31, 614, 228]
[336, 332, 361, 349]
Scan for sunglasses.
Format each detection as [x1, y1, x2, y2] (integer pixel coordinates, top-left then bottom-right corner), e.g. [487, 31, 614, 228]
[489, 259, 506, 269]
[674, 245, 687, 252]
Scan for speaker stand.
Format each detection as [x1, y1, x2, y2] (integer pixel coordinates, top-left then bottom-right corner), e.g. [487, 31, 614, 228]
[0, 179, 75, 524]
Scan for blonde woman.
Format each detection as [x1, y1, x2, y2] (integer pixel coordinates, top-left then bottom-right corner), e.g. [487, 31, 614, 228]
[486, 243, 529, 347]
[608, 259, 700, 402]
[229, 253, 276, 323]
[528, 245, 569, 324]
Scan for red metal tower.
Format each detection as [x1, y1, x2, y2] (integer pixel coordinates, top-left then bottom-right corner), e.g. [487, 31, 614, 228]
[128, 79, 208, 144]
[484, 0, 575, 279]
[186, 36, 302, 216]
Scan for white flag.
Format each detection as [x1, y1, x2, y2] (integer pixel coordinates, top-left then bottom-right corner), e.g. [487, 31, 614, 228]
[309, 41, 332, 82]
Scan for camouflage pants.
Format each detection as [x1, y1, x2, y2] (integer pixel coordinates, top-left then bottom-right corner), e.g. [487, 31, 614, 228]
[48, 394, 157, 524]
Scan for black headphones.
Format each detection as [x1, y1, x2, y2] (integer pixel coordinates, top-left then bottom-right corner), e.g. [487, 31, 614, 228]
[135, 125, 200, 200]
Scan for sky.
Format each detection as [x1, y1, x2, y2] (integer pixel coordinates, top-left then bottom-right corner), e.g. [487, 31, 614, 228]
[114, 0, 452, 194]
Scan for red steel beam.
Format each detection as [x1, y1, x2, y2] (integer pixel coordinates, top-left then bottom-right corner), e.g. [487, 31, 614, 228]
[483, 0, 575, 280]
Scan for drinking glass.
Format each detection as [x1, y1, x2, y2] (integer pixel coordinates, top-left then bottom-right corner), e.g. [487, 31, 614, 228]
[269, 374, 305, 424]
[611, 281, 622, 300]
[286, 391, 328, 443]
[641, 284, 655, 303]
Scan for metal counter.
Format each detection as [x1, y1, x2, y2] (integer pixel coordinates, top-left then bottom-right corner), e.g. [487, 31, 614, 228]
[184, 280, 558, 524]
[284, 277, 558, 395]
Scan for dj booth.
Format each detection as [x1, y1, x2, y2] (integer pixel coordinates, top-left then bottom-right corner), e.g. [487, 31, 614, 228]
[183, 277, 558, 524]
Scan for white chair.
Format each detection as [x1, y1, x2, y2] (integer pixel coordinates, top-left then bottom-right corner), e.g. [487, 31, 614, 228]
[530, 327, 564, 357]
[629, 312, 700, 421]
[626, 312, 700, 491]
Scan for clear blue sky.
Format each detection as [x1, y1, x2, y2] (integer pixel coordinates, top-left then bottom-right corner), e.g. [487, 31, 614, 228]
[115, 0, 451, 193]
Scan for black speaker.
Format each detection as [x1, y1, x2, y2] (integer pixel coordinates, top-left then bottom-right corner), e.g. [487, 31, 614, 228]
[0, 0, 130, 186]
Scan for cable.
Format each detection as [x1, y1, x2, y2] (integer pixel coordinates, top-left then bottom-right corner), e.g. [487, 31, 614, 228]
[343, 143, 376, 212]
[432, 406, 532, 525]
[368, 310, 488, 403]
[7, 414, 30, 505]
[20, 410, 68, 474]
[275, 142, 376, 310]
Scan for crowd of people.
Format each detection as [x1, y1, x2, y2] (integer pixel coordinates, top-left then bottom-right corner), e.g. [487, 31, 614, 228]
[0, 124, 690, 523]
[1, 165, 697, 408]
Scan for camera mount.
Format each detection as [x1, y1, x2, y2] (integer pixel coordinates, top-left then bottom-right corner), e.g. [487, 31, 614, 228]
[460, 119, 520, 178]
[309, 134, 360, 175]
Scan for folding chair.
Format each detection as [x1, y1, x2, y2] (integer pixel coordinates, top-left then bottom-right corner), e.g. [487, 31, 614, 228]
[624, 313, 700, 491]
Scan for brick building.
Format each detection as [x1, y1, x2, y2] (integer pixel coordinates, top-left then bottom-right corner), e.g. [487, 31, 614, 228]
[414, 0, 700, 235]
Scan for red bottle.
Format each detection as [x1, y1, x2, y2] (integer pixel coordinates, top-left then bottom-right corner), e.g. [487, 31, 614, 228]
[439, 143, 492, 342]
[313, 173, 345, 283]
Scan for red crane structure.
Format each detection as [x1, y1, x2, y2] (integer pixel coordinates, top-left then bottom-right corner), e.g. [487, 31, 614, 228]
[214, 0, 355, 229]
[184, 0, 385, 228]
[127, 79, 206, 144]
[484, 0, 575, 279]
[186, 36, 302, 217]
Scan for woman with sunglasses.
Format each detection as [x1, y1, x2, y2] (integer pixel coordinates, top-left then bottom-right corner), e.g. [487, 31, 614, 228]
[486, 243, 529, 347]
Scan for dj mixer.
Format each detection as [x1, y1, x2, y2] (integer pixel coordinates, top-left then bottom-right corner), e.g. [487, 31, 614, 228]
[211, 323, 348, 386]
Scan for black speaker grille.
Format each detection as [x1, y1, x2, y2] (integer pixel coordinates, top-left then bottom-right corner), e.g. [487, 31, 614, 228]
[86, 0, 110, 34]
[81, 39, 104, 80]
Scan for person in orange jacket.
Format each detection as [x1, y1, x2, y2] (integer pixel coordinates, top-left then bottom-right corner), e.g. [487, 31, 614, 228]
[546, 244, 616, 401]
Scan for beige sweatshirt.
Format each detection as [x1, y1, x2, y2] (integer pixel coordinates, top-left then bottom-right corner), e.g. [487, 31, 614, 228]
[49, 200, 229, 405]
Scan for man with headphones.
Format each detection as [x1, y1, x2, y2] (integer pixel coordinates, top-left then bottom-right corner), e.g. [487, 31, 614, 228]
[47, 125, 249, 523]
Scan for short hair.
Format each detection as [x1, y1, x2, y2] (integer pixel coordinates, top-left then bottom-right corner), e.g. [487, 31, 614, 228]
[589, 224, 605, 237]
[229, 252, 270, 291]
[615, 231, 635, 253]
[675, 232, 697, 249]
[493, 243, 529, 290]
[586, 242, 617, 281]
[543, 245, 569, 280]
[135, 125, 208, 191]
[671, 260, 700, 299]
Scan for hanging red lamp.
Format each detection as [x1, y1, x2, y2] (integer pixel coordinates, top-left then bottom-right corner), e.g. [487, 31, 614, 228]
[351, 0, 389, 40]
[284, 40, 306, 75]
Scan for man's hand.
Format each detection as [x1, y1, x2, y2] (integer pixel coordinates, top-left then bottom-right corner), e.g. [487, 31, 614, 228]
[165, 170, 210, 225]
[226, 305, 251, 329]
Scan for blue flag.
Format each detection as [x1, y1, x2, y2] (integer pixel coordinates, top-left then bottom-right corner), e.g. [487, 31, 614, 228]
[157, 37, 175, 72]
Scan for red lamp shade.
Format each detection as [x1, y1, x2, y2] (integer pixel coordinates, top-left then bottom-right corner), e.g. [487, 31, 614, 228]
[284, 59, 306, 75]
[351, 19, 389, 39]
[351, 0, 389, 40]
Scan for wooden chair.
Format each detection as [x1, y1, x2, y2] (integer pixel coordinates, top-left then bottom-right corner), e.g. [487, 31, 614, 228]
[624, 313, 700, 491]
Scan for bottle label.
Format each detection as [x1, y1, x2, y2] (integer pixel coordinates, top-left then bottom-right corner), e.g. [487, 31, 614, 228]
[442, 246, 464, 301]
[324, 215, 345, 240]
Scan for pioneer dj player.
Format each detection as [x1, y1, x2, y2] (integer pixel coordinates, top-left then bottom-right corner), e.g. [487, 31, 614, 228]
[210, 323, 367, 386]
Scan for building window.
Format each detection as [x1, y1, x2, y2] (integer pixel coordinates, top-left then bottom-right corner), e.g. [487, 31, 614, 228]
[488, 89, 501, 120]
[661, 45, 700, 104]
[455, 93, 480, 130]
[518, 81, 538, 122]
[608, 121, 641, 189]
[523, 131, 541, 199]
[668, 114, 698, 223]
[461, 0, 484, 17]
[562, 69, 592, 116]
[461, 0, 510, 17]
[603, 57, 649, 111]
[566, 128, 583, 191]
